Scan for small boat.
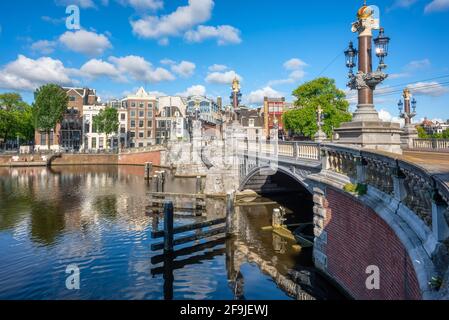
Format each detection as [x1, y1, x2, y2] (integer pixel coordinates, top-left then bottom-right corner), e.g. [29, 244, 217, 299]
[235, 190, 259, 203]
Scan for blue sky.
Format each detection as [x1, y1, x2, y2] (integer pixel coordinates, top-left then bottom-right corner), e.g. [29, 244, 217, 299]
[0, 0, 448, 122]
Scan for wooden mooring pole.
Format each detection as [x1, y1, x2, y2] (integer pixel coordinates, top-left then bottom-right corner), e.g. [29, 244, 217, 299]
[144, 162, 153, 180]
[163, 201, 174, 254]
[226, 191, 236, 237]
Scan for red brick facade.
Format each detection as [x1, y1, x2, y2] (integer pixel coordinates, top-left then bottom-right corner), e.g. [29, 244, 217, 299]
[324, 187, 422, 300]
[118, 151, 161, 166]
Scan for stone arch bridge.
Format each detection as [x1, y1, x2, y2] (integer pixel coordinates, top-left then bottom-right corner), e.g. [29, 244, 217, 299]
[237, 140, 449, 300]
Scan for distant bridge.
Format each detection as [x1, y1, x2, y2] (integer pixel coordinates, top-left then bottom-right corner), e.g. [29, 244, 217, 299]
[237, 140, 449, 300]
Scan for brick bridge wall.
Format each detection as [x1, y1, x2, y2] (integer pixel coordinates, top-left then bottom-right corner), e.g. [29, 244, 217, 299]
[318, 187, 422, 300]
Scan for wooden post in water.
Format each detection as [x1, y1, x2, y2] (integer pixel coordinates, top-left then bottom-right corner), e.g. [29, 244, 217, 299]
[163, 201, 174, 253]
[152, 175, 159, 192]
[144, 162, 153, 180]
[226, 191, 236, 237]
[157, 171, 165, 192]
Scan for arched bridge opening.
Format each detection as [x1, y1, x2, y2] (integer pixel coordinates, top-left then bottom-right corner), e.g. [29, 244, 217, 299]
[240, 166, 315, 239]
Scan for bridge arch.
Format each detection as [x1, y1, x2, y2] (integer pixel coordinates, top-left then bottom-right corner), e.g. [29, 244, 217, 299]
[239, 165, 314, 195]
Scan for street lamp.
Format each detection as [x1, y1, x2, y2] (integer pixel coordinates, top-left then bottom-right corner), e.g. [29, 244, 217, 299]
[398, 88, 417, 126]
[344, 41, 358, 75]
[373, 28, 390, 71]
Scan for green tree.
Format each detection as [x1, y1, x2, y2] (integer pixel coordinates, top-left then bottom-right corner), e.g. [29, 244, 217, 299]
[283, 77, 352, 139]
[0, 93, 33, 149]
[416, 126, 429, 139]
[93, 107, 119, 149]
[33, 84, 68, 151]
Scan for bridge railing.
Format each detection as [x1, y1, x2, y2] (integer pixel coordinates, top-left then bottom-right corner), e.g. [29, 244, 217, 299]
[322, 144, 449, 229]
[409, 139, 449, 152]
[242, 140, 321, 162]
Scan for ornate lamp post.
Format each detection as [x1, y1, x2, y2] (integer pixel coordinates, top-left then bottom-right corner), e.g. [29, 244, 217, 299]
[345, 5, 390, 121]
[335, 1, 402, 154]
[398, 88, 417, 126]
[398, 88, 418, 149]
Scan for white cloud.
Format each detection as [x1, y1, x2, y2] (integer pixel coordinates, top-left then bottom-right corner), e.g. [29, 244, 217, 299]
[378, 109, 405, 126]
[176, 84, 206, 97]
[59, 30, 112, 56]
[407, 81, 449, 97]
[131, 0, 213, 39]
[31, 40, 57, 55]
[208, 64, 228, 72]
[268, 58, 308, 86]
[388, 0, 418, 11]
[425, 0, 449, 13]
[55, 0, 96, 8]
[0, 55, 74, 91]
[109, 55, 175, 83]
[80, 59, 122, 80]
[205, 70, 242, 85]
[41, 16, 65, 25]
[171, 61, 196, 78]
[160, 58, 176, 65]
[284, 58, 307, 71]
[119, 0, 163, 11]
[184, 25, 242, 45]
[246, 86, 283, 105]
[406, 59, 431, 70]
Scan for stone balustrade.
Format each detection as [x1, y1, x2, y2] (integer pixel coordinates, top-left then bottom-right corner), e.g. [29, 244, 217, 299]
[411, 139, 449, 152]
[320, 144, 449, 231]
[242, 140, 321, 162]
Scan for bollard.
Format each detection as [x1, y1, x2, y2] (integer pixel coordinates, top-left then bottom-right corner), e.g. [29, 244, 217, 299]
[163, 201, 174, 254]
[196, 176, 202, 194]
[226, 191, 236, 237]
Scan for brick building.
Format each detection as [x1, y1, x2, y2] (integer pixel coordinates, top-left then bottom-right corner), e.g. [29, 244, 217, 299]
[121, 87, 157, 148]
[35, 87, 98, 152]
[263, 97, 286, 139]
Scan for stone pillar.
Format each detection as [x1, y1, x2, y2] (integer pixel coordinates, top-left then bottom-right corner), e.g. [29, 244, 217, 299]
[312, 187, 328, 272]
[432, 192, 449, 242]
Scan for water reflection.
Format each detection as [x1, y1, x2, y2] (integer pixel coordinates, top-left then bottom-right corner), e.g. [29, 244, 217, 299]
[0, 166, 344, 300]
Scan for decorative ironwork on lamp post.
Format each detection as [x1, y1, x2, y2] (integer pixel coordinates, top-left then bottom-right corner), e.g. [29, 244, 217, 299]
[344, 2, 390, 121]
[398, 88, 417, 126]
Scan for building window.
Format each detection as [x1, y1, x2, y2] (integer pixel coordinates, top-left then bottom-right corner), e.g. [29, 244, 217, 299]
[139, 132, 144, 138]
[139, 103, 144, 108]
[40, 133, 46, 146]
[99, 138, 104, 149]
[91, 137, 97, 149]
[121, 113, 126, 121]
[249, 119, 255, 128]
[139, 110, 144, 118]
[139, 143, 144, 147]
[147, 110, 153, 118]
[130, 110, 136, 118]
[69, 96, 76, 101]
[147, 120, 152, 128]
[139, 120, 144, 128]
[120, 126, 126, 134]
[130, 120, 136, 128]
[147, 130, 152, 138]
[130, 131, 136, 138]
[131, 102, 136, 108]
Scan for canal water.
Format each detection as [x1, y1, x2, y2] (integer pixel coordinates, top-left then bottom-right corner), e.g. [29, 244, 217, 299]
[0, 166, 345, 300]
